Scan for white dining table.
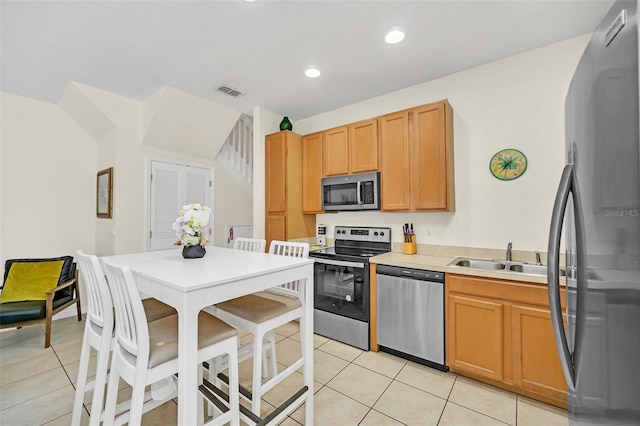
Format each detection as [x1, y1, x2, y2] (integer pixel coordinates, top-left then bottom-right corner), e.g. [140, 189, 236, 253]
[103, 247, 315, 425]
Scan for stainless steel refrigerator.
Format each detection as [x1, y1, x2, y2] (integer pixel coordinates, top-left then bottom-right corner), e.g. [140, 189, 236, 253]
[547, 0, 640, 424]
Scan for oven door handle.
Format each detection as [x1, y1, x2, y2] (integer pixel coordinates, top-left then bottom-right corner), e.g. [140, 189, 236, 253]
[311, 257, 365, 269]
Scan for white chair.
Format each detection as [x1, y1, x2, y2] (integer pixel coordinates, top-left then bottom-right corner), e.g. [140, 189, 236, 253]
[233, 237, 266, 253]
[207, 240, 310, 415]
[102, 259, 240, 426]
[209, 237, 274, 379]
[71, 250, 176, 426]
[206, 237, 271, 417]
[228, 238, 273, 376]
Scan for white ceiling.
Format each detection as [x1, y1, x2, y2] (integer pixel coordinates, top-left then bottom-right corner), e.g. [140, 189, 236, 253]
[1, 0, 613, 120]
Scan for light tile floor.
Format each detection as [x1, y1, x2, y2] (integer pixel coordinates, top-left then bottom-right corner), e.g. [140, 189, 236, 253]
[0, 316, 568, 425]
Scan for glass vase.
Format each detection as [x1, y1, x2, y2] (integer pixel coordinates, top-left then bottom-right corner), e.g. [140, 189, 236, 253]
[279, 116, 293, 131]
[182, 244, 206, 259]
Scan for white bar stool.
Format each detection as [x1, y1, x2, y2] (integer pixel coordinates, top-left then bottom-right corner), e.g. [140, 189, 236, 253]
[71, 250, 175, 426]
[102, 259, 240, 426]
[206, 240, 309, 416]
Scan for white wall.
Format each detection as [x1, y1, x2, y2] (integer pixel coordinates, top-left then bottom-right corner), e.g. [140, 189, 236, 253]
[2, 85, 252, 263]
[213, 161, 253, 246]
[289, 34, 591, 251]
[0, 92, 97, 263]
[71, 84, 250, 254]
[142, 86, 240, 159]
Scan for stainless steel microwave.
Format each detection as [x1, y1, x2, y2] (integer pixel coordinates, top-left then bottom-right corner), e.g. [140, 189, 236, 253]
[321, 172, 380, 211]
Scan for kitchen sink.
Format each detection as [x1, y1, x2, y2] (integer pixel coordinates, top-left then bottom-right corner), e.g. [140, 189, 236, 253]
[450, 258, 507, 271]
[449, 257, 569, 277]
[508, 263, 566, 276]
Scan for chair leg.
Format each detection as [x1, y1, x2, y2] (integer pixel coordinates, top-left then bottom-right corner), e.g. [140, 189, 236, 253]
[73, 270, 82, 322]
[213, 356, 223, 389]
[88, 337, 112, 426]
[267, 331, 278, 379]
[71, 334, 92, 426]
[262, 342, 269, 379]
[44, 314, 53, 348]
[227, 342, 240, 426]
[124, 374, 147, 426]
[206, 360, 214, 418]
[207, 356, 223, 417]
[103, 361, 121, 425]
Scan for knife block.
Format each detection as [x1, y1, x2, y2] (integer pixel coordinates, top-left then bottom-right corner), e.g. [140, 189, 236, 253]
[403, 236, 417, 255]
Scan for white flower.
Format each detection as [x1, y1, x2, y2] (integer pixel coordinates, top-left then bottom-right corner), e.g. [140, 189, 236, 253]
[173, 203, 211, 246]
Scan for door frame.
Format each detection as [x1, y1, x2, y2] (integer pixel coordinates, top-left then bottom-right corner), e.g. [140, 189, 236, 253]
[145, 155, 215, 251]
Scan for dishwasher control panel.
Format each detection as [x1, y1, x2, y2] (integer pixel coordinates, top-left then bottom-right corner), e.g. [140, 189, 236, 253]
[376, 265, 444, 282]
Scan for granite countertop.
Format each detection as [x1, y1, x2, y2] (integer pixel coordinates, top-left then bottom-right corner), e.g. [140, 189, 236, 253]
[370, 252, 552, 285]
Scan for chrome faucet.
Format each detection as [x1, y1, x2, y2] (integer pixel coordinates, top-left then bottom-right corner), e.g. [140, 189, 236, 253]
[506, 242, 513, 262]
[535, 251, 542, 265]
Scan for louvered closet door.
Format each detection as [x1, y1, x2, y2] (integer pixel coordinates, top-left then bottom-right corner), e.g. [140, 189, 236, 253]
[149, 161, 212, 251]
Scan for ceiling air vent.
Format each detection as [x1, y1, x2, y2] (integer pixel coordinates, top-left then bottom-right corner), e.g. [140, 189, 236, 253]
[216, 84, 243, 98]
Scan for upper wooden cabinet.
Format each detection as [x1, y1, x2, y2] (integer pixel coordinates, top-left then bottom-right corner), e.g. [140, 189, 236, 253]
[349, 119, 378, 173]
[303, 99, 454, 212]
[265, 131, 315, 248]
[379, 111, 411, 210]
[323, 126, 349, 176]
[302, 132, 324, 213]
[265, 132, 287, 213]
[323, 119, 378, 176]
[412, 102, 454, 210]
[446, 273, 567, 408]
[380, 100, 455, 212]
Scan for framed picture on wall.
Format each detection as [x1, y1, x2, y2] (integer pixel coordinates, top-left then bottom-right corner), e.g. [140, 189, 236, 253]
[97, 167, 113, 218]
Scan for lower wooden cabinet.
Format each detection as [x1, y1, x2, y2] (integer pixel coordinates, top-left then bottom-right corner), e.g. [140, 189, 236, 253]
[511, 304, 567, 402]
[446, 274, 568, 408]
[447, 294, 504, 381]
[265, 214, 286, 245]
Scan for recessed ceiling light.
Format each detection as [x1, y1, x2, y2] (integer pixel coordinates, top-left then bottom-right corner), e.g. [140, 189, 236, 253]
[305, 68, 321, 78]
[385, 30, 405, 44]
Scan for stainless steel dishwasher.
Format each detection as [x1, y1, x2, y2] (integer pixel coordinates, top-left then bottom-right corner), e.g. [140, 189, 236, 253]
[376, 265, 447, 371]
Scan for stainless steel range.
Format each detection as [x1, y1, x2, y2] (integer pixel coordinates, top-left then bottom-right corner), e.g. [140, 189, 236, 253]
[309, 226, 391, 350]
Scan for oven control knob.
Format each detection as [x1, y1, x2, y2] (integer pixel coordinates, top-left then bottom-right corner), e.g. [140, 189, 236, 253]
[374, 232, 378, 236]
[346, 295, 352, 302]
[380, 231, 385, 236]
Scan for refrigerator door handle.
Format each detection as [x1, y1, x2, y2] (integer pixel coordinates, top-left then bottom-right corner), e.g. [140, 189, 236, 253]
[548, 164, 577, 390]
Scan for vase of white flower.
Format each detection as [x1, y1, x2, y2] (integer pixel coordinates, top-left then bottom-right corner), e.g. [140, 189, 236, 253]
[172, 203, 211, 259]
[182, 244, 206, 259]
